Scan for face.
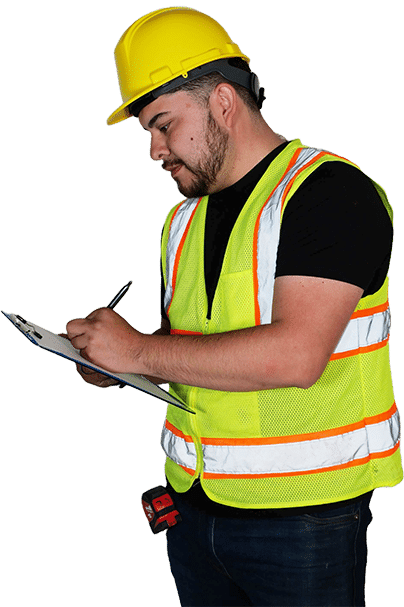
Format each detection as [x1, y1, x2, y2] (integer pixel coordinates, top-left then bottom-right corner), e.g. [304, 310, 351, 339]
[139, 91, 229, 197]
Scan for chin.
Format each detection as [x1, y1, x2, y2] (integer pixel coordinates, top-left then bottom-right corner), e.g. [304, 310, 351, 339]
[177, 180, 208, 199]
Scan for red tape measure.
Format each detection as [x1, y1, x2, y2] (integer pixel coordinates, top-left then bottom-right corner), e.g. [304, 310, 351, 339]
[141, 486, 182, 534]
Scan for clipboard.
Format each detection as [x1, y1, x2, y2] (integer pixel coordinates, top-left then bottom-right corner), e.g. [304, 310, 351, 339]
[2, 312, 194, 414]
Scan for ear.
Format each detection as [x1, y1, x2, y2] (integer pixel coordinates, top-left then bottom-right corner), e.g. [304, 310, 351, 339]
[209, 82, 238, 128]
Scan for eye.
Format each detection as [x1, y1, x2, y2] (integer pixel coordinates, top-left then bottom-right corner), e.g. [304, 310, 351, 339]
[159, 123, 170, 134]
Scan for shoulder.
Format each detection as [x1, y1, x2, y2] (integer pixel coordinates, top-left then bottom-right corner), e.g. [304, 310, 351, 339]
[283, 159, 391, 225]
[276, 159, 393, 295]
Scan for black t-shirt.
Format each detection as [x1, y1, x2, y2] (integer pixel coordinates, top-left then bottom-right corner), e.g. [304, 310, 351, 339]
[162, 141, 392, 516]
[162, 141, 392, 320]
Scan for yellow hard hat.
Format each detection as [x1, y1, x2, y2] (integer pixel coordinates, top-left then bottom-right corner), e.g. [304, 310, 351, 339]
[107, 7, 263, 125]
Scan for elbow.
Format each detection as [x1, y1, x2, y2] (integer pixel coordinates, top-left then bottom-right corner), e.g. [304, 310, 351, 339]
[260, 358, 325, 391]
[293, 356, 329, 389]
[295, 373, 320, 390]
[258, 329, 332, 391]
[275, 350, 329, 390]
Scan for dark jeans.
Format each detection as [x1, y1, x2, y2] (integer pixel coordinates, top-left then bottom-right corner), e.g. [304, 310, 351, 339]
[166, 491, 373, 607]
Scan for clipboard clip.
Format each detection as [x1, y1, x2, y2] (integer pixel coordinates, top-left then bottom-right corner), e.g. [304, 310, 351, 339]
[15, 315, 43, 341]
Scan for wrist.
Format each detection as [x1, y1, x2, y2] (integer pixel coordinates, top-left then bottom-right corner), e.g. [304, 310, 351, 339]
[130, 332, 161, 377]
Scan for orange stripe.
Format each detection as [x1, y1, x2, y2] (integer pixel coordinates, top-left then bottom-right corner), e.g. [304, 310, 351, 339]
[330, 337, 389, 361]
[179, 464, 196, 476]
[281, 148, 304, 179]
[198, 403, 397, 447]
[252, 214, 262, 325]
[202, 442, 400, 480]
[280, 152, 326, 212]
[168, 200, 184, 230]
[167, 197, 202, 316]
[166, 403, 397, 448]
[350, 300, 389, 319]
[364, 401, 397, 425]
[165, 419, 194, 443]
[252, 148, 303, 325]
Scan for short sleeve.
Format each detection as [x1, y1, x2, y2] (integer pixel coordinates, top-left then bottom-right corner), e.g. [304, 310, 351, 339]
[275, 162, 393, 297]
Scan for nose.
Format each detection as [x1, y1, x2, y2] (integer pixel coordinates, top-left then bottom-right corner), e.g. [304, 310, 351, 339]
[150, 132, 170, 161]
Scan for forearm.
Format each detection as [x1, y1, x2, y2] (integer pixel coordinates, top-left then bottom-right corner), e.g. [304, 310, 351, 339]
[66, 277, 362, 393]
[141, 324, 171, 385]
[138, 322, 319, 392]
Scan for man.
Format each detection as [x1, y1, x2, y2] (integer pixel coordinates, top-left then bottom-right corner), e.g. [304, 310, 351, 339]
[66, 8, 402, 607]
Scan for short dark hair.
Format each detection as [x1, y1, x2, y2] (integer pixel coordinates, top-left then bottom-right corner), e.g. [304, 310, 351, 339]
[168, 58, 261, 114]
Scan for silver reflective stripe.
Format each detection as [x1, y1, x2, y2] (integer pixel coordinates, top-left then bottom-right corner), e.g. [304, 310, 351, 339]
[256, 148, 321, 324]
[164, 198, 200, 314]
[333, 307, 391, 357]
[201, 409, 400, 476]
[162, 408, 399, 477]
[161, 422, 197, 472]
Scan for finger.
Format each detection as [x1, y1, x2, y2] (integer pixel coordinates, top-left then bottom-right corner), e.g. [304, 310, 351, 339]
[80, 365, 95, 375]
[100, 377, 121, 388]
[66, 318, 88, 339]
[76, 363, 100, 383]
[69, 334, 89, 351]
[76, 362, 94, 376]
[75, 364, 119, 387]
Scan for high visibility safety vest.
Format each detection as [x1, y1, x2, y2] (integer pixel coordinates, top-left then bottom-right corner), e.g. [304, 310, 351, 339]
[160, 139, 402, 509]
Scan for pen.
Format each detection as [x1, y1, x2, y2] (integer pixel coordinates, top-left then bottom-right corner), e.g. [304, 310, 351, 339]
[107, 281, 132, 309]
[78, 282, 133, 387]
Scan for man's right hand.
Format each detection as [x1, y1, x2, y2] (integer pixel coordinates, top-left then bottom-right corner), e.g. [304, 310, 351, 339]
[59, 331, 119, 388]
[62, 316, 172, 389]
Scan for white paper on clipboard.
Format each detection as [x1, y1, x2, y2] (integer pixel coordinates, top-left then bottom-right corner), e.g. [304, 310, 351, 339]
[2, 312, 194, 414]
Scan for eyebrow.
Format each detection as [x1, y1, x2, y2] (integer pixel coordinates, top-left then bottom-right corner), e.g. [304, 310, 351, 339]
[147, 111, 170, 130]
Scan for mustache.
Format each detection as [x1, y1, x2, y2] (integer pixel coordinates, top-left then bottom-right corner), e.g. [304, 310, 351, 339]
[162, 158, 184, 170]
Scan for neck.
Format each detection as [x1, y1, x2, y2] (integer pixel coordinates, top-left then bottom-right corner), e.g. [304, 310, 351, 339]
[213, 116, 287, 192]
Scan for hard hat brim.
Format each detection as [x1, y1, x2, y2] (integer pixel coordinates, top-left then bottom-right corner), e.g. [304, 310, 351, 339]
[107, 100, 134, 126]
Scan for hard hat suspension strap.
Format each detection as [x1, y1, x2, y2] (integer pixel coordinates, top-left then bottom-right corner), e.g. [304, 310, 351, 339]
[128, 59, 265, 117]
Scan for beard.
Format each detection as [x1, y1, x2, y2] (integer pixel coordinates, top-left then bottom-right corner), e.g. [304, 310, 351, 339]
[165, 111, 229, 198]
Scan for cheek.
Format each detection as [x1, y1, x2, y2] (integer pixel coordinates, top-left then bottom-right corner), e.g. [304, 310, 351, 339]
[169, 129, 203, 161]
